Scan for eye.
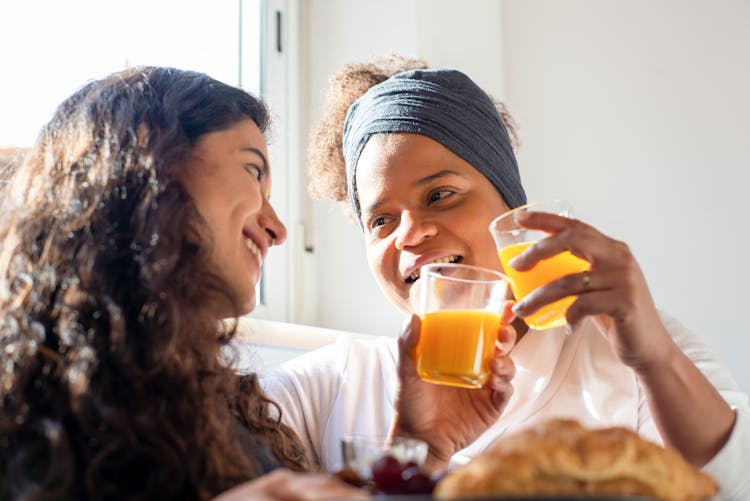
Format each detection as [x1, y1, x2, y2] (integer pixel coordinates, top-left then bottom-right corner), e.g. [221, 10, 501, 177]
[244, 164, 264, 181]
[367, 214, 394, 234]
[428, 188, 455, 203]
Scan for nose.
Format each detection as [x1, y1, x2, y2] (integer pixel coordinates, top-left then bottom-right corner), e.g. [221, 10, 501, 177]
[260, 199, 287, 246]
[394, 210, 437, 250]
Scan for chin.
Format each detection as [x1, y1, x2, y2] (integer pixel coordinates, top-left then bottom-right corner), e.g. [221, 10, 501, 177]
[240, 296, 257, 315]
[402, 291, 420, 315]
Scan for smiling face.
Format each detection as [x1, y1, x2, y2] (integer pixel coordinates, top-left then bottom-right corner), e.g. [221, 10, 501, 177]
[180, 118, 286, 316]
[355, 132, 510, 314]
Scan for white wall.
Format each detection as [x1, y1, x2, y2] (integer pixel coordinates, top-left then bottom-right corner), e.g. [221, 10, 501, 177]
[298, 0, 750, 392]
[501, 0, 750, 392]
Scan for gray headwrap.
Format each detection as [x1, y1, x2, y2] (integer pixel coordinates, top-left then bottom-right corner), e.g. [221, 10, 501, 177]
[342, 68, 526, 227]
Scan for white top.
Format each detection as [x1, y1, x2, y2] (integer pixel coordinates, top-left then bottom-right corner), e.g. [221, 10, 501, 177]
[261, 312, 750, 500]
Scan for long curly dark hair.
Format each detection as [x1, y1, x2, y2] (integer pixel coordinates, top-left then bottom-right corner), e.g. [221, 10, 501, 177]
[307, 54, 520, 220]
[0, 67, 309, 500]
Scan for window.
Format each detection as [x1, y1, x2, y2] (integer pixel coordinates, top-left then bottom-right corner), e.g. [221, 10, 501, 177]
[0, 1, 263, 146]
[1, 1, 297, 320]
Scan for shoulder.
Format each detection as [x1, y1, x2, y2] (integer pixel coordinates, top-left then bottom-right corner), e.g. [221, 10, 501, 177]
[655, 309, 728, 366]
[276, 335, 396, 377]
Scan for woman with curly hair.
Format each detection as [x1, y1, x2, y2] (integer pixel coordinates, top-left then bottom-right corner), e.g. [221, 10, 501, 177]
[262, 55, 750, 499]
[0, 66, 363, 500]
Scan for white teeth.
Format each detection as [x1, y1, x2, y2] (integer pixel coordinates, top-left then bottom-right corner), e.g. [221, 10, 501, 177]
[408, 256, 459, 281]
[244, 237, 262, 263]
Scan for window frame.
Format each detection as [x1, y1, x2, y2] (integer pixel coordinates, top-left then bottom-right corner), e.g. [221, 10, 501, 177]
[250, 0, 303, 323]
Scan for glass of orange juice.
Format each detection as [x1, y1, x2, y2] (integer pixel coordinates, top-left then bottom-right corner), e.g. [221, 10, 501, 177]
[416, 263, 509, 389]
[489, 200, 590, 330]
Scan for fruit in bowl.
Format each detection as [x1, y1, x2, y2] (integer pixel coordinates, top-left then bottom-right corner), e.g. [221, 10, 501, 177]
[334, 435, 435, 494]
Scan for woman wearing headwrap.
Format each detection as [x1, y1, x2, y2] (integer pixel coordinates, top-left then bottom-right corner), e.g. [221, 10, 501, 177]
[261, 56, 750, 499]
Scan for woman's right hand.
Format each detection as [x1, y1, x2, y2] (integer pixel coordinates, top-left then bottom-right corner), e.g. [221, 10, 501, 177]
[212, 469, 369, 501]
[389, 303, 517, 473]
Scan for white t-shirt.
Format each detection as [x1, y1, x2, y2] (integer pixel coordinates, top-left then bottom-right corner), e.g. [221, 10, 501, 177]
[261, 312, 750, 500]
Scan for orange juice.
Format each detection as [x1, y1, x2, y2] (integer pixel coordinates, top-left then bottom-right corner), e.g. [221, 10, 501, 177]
[417, 309, 501, 388]
[498, 241, 589, 330]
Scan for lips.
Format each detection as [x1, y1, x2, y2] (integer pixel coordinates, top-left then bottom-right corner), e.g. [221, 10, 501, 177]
[243, 235, 263, 264]
[405, 255, 461, 283]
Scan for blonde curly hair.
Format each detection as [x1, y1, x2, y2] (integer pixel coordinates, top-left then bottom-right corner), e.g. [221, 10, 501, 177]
[307, 54, 520, 220]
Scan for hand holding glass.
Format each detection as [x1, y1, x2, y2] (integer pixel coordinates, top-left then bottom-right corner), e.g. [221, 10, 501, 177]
[489, 200, 590, 330]
[416, 263, 508, 389]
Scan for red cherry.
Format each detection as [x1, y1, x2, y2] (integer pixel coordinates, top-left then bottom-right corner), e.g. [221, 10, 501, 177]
[371, 454, 404, 492]
[402, 466, 435, 494]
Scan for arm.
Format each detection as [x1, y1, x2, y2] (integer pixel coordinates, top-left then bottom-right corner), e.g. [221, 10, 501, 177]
[261, 343, 345, 468]
[635, 334, 735, 466]
[639, 313, 750, 500]
[510, 211, 737, 467]
[212, 469, 367, 501]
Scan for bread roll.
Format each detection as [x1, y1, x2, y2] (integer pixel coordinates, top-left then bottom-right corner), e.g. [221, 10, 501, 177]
[434, 419, 718, 501]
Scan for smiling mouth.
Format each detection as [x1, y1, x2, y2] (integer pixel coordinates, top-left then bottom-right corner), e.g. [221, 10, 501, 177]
[406, 255, 461, 283]
[244, 236, 262, 264]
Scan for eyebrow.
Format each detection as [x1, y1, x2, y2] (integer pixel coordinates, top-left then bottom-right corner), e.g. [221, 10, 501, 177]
[240, 147, 269, 172]
[363, 169, 464, 216]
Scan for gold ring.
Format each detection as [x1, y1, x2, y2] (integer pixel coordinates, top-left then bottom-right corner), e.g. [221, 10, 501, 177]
[581, 271, 592, 290]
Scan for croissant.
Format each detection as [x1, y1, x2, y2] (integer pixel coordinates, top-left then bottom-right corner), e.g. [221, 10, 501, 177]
[434, 419, 718, 501]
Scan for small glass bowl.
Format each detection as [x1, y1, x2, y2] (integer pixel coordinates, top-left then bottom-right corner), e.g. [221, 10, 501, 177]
[340, 435, 428, 479]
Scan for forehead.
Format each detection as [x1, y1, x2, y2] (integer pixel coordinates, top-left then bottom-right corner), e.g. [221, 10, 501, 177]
[193, 118, 267, 157]
[355, 132, 483, 192]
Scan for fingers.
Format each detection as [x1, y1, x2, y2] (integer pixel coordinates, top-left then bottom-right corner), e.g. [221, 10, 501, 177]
[489, 300, 518, 404]
[504, 211, 652, 330]
[512, 269, 603, 318]
[212, 470, 368, 501]
[495, 300, 517, 355]
[487, 356, 516, 409]
[499, 300, 516, 325]
[284, 473, 369, 500]
[489, 376, 514, 409]
[508, 211, 629, 270]
[397, 314, 421, 379]
[565, 288, 627, 329]
[512, 265, 644, 324]
[489, 356, 515, 383]
[513, 209, 571, 233]
[397, 314, 421, 354]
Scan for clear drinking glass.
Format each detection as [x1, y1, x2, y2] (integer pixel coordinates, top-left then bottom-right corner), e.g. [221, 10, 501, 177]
[416, 262, 509, 388]
[340, 435, 428, 479]
[489, 200, 590, 330]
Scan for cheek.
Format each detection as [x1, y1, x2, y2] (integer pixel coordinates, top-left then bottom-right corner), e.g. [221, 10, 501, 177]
[461, 214, 503, 268]
[366, 244, 413, 313]
[365, 241, 396, 288]
[365, 243, 386, 278]
[477, 232, 503, 269]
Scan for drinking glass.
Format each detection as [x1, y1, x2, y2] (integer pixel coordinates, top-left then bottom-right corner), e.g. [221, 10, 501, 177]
[417, 262, 508, 389]
[340, 435, 428, 479]
[489, 200, 590, 330]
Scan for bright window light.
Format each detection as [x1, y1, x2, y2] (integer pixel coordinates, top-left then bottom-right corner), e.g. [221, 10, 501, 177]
[0, 0, 261, 148]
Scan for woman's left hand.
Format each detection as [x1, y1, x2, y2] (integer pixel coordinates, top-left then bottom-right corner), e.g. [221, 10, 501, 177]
[508, 211, 676, 372]
[390, 302, 517, 473]
[212, 469, 369, 501]
[508, 210, 739, 468]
